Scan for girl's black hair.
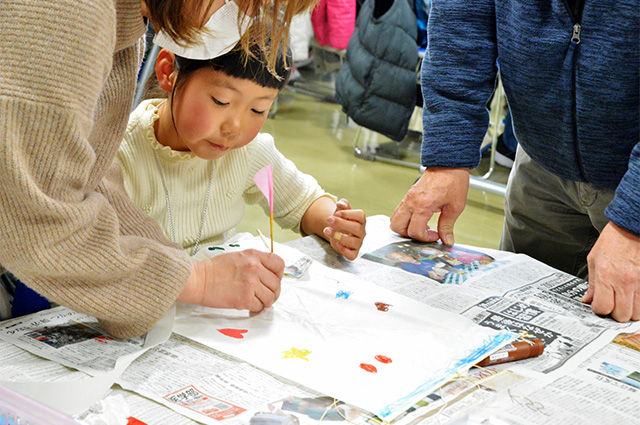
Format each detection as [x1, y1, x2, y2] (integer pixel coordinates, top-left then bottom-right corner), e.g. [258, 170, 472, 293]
[172, 43, 291, 94]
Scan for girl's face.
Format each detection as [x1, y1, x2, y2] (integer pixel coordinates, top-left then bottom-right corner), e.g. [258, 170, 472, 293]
[163, 68, 278, 160]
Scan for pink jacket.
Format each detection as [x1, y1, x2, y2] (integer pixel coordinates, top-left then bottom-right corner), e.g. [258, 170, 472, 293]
[311, 0, 356, 50]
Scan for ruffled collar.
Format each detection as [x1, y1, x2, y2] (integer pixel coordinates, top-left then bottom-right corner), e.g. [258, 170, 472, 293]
[143, 100, 199, 162]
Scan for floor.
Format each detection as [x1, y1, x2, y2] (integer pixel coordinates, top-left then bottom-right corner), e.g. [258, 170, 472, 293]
[237, 64, 510, 250]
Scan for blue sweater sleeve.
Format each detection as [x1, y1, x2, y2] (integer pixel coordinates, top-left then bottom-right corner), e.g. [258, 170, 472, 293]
[605, 142, 640, 237]
[420, 0, 498, 168]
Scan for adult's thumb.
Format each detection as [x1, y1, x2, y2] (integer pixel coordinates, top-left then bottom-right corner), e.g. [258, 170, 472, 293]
[437, 210, 459, 246]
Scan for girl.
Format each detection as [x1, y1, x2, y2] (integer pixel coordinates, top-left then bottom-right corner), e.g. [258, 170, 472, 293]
[0, 0, 318, 337]
[118, 45, 367, 277]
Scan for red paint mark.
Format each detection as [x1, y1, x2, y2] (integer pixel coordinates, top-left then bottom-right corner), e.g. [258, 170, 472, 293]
[375, 355, 392, 364]
[375, 302, 391, 312]
[218, 328, 248, 339]
[127, 418, 148, 425]
[360, 363, 377, 373]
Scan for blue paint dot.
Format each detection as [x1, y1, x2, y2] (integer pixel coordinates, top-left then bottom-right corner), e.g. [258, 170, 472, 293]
[336, 290, 353, 300]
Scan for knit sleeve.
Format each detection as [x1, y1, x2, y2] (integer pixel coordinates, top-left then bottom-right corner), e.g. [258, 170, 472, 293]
[420, 0, 498, 168]
[605, 142, 640, 237]
[243, 134, 334, 232]
[0, 1, 191, 338]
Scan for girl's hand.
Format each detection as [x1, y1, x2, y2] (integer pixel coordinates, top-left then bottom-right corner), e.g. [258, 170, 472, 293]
[323, 199, 366, 260]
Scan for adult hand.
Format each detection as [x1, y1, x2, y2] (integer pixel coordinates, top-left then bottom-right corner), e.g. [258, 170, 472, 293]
[390, 167, 469, 245]
[583, 222, 640, 322]
[180, 250, 284, 312]
[323, 198, 366, 261]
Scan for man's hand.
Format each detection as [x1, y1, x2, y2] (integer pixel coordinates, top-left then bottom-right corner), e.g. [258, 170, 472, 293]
[583, 222, 640, 322]
[180, 250, 284, 312]
[390, 167, 469, 245]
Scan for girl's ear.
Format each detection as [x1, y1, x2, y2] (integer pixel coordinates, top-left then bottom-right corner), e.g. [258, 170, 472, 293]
[155, 48, 178, 93]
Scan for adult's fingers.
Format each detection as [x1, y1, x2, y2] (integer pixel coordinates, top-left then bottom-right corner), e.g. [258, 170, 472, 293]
[437, 204, 463, 246]
[255, 250, 285, 279]
[611, 290, 634, 322]
[391, 197, 437, 242]
[390, 199, 413, 237]
[406, 210, 440, 243]
[633, 291, 640, 321]
[252, 280, 279, 310]
[609, 269, 637, 322]
[589, 277, 615, 318]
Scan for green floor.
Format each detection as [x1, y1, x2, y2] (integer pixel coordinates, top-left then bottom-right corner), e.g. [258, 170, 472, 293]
[238, 85, 509, 250]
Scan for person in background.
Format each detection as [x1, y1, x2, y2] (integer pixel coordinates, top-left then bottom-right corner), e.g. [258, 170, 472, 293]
[0, 0, 318, 337]
[117, 45, 366, 264]
[390, 1, 639, 322]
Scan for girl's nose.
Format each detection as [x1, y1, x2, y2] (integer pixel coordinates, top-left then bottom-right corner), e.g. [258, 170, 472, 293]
[221, 116, 241, 139]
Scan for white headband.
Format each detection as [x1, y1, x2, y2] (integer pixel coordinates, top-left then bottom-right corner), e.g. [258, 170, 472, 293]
[153, 0, 252, 60]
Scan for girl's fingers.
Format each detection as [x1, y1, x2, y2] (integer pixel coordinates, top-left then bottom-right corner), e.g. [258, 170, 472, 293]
[336, 198, 351, 211]
[333, 240, 358, 261]
[328, 215, 366, 238]
[335, 208, 366, 225]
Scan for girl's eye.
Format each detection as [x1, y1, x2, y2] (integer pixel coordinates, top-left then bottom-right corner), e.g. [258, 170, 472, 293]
[251, 108, 266, 115]
[212, 97, 228, 106]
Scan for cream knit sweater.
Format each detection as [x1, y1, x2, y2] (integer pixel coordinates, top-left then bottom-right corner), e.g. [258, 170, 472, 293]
[119, 100, 330, 253]
[0, 1, 192, 338]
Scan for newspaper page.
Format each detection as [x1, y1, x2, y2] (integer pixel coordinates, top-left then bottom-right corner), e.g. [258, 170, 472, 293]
[424, 255, 640, 373]
[117, 333, 373, 425]
[290, 216, 640, 376]
[0, 306, 174, 414]
[286, 215, 510, 303]
[76, 388, 201, 425]
[0, 306, 148, 375]
[451, 332, 640, 425]
[0, 337, 89, 383]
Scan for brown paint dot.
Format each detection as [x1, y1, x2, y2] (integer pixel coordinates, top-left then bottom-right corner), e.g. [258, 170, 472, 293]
[375, 355, 392, 364]
[375, 302, 391, 312]
[360, 363, 377, 373]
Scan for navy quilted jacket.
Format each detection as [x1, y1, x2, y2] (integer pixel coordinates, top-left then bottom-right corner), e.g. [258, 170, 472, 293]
[420, 0, 639, 236]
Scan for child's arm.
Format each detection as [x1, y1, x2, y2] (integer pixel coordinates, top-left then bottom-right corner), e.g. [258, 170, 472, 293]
[301, 197, 366, 261]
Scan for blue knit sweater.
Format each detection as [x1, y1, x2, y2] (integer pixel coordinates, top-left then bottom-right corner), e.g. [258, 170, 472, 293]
[421, 0, 639, 237]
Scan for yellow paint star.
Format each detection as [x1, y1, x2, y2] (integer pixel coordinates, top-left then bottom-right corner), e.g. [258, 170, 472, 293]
[282, 346, 312, 361]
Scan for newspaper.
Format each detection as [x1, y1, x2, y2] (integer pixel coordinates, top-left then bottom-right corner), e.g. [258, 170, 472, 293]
[0, 337, 89, 383]
[289, 216, 640, 375]
[455, 331, 640, 425]
[76, 388, 201, 425]
[423, 255, 640, 374]
[2, 215, 638, 424]
[0, 305, 174, 414]
[117, 332, 374, 425]
[0, 306, 149, 375]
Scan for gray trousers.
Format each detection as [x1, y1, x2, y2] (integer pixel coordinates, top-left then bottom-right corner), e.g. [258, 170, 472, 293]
[500, 146, 615, 278]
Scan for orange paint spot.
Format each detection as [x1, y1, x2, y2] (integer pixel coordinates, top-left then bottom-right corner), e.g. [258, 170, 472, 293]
[360, 363, 377, 373]
[375, 355, 392, 364]
[375, 302, 391, 312]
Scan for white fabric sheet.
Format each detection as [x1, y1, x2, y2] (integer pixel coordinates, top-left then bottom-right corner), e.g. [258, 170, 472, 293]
[175, 239, 514, 420]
